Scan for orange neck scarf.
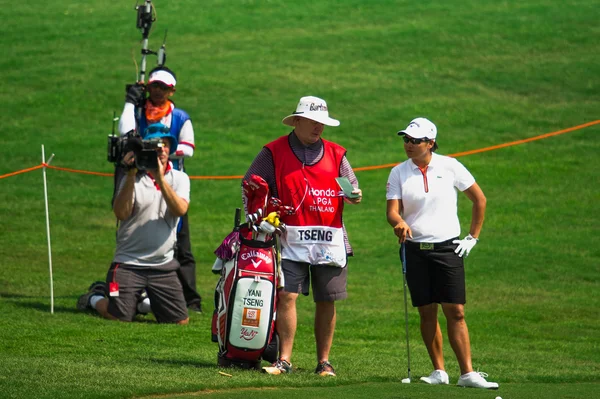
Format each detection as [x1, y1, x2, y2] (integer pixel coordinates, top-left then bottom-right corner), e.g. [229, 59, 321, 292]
[145, 100, 173, 123]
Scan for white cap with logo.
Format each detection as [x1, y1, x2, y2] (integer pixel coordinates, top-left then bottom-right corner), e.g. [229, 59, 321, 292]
[397, 117, 437, 139]
[148, 69, 177, 87]
[282, 96, 340, 127]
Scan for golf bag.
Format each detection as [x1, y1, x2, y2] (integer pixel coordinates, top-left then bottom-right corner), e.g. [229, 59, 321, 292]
[212, 225, 280, 369]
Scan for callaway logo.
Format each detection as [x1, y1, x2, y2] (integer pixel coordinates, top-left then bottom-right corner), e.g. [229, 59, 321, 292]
[251, 259, 262, 268]
[240, 250, 272, 264]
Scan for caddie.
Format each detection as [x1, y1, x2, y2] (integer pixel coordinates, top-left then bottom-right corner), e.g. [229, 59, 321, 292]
[243, 96, 362, 376]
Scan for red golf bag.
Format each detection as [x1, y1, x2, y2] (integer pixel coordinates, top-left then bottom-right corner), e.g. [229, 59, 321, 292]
[212, 225, 280, 369]
[211, 176, 294, 369]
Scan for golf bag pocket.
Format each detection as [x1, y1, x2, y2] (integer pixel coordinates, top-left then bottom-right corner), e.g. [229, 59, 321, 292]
[215, 229, 279, 367]
[228, 276, 273, 350]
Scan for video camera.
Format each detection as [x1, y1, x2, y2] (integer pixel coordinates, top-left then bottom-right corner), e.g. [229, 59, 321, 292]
[107, 130, 165, 171]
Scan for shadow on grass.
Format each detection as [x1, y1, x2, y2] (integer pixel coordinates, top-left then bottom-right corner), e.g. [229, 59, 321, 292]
[0, 292, 73, 299]
[1, 292, 84, 314]
[149, 358, 216, 369]
[2, 293, 205, 326]
[13, 300, 83, 314]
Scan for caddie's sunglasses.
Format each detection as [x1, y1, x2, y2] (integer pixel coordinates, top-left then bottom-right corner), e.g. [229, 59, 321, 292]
[403, 136, 430, 145]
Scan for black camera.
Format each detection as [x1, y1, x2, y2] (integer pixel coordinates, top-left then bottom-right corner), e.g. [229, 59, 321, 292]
[107, 131, 164, 170]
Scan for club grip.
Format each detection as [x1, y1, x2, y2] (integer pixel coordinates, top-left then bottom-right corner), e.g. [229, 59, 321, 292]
[401, 242, 407, 274]
[233, 208, 241, 230]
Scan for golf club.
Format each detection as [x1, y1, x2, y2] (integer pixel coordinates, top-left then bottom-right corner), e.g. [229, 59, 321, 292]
[401, 242, 412, 384]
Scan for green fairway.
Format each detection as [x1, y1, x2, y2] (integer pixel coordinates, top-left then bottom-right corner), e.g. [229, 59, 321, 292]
[1, 1, 598, 398]
[153, 383, 600, 399]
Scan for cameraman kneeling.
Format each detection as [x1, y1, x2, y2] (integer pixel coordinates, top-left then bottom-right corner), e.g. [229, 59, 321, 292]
[78, 127, 190, 324]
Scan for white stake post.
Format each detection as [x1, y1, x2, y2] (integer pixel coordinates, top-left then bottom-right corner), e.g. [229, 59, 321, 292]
[42, 145, 55, 314]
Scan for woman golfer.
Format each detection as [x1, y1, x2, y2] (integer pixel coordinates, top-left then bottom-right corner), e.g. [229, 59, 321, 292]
[385, 117, 498, 389]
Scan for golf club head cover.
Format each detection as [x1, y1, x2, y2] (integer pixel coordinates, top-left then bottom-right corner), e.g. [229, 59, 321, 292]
[259, 220, 277, 234]
[260, 211, 281, 232]
[278, 205, 296, 218]
[265, 197, 283, 216]
[243, 174, 269, 216]
[214, 230, 241, 260]
[265, 197, 296, 220]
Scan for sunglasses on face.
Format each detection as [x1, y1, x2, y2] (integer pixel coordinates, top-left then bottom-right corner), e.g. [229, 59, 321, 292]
[148, 82, 171, 91]
[402, 136, 430, 145]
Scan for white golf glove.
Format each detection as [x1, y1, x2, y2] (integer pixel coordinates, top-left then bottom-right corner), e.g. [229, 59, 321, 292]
[452, 234, 478, 258]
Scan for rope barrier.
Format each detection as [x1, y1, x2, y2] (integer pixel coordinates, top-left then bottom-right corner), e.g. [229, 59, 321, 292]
[0, 164, 44, 179]
[352, 119, 599, 172]
[45, 165, 114, 177]
[1, 120, 598, 180]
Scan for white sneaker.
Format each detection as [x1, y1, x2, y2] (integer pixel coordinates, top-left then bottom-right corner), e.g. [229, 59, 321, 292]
[457, 371, 499, 389]
[420, 369, 449, 385]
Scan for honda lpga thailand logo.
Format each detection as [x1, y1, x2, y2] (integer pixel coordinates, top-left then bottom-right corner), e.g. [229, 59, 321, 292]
[309, 187, 337, 197]
[240, 327, 258, 341]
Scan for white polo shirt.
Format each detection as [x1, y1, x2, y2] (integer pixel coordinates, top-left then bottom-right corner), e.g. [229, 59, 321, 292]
[114, 165, 190, 266]
[386, 152, 475, 242]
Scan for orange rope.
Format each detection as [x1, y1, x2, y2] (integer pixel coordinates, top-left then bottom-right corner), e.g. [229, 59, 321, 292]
[0, 164, 44, 179]
[189, 174, 244, 180]
[45, 165, 113, 177]
[354, 119, 600, 172]
[1, 120, 597, 180]
[446, 119, 600, 159]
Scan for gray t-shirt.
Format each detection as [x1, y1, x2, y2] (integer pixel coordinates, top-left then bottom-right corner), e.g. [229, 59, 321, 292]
[114, 167, 190, 266]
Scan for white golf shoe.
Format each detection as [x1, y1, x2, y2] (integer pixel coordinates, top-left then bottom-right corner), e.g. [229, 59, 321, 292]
[420, 369, 449, 385]
[457, 371, 499, 389]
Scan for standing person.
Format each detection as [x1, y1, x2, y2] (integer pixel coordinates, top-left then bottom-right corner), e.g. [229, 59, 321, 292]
[118, 66, 202, 313]
[77, 128, 189, 324]
[244, 96, 362, 376]
[386, 117, 498, 389]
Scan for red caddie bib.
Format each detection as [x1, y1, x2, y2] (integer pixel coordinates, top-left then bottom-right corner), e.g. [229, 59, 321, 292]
[265, 136, 347, 267]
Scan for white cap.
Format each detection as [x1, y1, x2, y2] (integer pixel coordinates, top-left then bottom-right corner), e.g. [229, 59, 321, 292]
[282, 96, 340, 127]
[148, 69, 177, 87]
[398, 117, 437, 139]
